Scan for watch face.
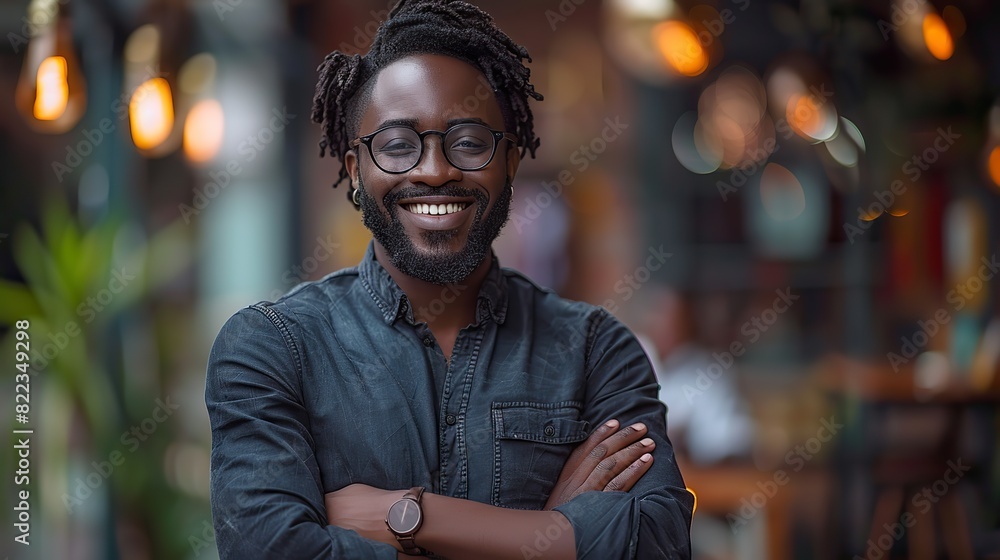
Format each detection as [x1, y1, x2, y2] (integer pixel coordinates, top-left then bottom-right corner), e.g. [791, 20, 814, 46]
[388, 498, 421, 534]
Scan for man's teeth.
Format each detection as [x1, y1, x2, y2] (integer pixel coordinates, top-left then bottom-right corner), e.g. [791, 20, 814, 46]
[405, 202, 469, 215]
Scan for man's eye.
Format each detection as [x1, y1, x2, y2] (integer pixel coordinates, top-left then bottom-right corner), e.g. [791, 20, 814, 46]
[378, 140, 418, 154]
[449, 138, 488, 152]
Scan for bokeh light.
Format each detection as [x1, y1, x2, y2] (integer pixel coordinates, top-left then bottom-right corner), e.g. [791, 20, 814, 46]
[33, 56, 68, 121]
[859, 207, 883, 221]
[839, 117, 865, 152]
[672, 110, 722, 174]
[987, 146, 1000, 187]
[766, 61, 839, 144]
[14, 16, 87, 133]
[125, 24, 160, 64]
[824, 117, 866, 168]
[183, 99, 225, 164]
[759, 163, 806, 221]
[129, 77, 174, 151]
[688, 66, 773, 171]
[611, 0, 675, 19]
[922, 12, 954, 60]
[652, 20, 709, 76]
[785, 92, 837, 142]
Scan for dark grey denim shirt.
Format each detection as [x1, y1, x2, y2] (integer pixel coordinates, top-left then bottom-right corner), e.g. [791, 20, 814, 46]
[206, 242, 693, 559]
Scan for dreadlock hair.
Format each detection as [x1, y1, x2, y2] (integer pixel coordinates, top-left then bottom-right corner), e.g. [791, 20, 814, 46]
[311, 0, 543, 195]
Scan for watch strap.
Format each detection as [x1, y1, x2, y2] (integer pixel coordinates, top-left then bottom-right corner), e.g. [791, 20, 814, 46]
[403, 486, 425, 503]
[394, 486, 427, 556]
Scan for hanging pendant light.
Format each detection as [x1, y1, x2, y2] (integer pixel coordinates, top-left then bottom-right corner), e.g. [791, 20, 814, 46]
[179, 53, 224, 165]
[14, 0, 87, 133]
[125, 24, 178, 156]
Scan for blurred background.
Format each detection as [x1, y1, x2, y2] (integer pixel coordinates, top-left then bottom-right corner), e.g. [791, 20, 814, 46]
[2, 0, 1000, 558]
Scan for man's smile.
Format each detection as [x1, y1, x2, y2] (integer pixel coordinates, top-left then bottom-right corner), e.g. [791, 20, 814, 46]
[397, 195, 475, 216]
[394, 195, 479, 231]
[402, 202, 471, 215]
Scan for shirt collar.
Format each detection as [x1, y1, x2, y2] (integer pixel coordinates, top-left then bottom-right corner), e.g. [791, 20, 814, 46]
[358, 241, 508, 326]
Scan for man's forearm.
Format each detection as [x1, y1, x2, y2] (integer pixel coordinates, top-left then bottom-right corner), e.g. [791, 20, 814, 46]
[417, 493, 575, 560]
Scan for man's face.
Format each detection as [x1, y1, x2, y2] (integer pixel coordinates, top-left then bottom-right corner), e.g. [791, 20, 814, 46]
[346, 53, 519, 285]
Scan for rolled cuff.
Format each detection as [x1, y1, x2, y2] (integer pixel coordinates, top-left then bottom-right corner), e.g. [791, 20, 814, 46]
[554, 489, 692, 559]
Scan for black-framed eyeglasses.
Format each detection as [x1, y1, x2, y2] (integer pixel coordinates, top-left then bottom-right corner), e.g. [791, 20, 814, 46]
[350, 123, 517, 174]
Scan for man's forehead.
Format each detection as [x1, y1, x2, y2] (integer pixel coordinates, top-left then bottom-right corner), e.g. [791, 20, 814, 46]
[364, 53, 505, 128]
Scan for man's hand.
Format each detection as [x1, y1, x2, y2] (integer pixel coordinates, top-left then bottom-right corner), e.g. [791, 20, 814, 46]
[543, 419, 655, 510]
[325, 484, 406, 550]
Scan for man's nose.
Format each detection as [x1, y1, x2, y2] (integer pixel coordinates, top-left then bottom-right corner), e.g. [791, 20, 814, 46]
[408, 135, 462, 187]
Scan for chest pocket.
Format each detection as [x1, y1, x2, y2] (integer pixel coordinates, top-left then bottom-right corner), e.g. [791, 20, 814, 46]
[491, 401, 590, 509]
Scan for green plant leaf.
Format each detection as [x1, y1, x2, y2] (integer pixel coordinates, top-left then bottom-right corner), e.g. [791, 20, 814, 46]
[0, 279, 40, 324]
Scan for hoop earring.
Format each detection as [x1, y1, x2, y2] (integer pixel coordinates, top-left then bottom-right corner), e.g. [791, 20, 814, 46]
[351, 186, 362, 207]
[508, 182, 514, 197]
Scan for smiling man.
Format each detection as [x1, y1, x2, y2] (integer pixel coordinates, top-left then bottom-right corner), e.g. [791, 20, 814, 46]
[205, 1, 693, 559]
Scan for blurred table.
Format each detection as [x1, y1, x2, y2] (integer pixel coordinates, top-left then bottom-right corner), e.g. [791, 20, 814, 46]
[818, 354, 1000, 404]
[679, 458, 793, 560]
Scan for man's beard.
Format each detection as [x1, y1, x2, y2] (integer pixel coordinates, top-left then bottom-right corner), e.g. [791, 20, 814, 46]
[357, 175, 512, 285]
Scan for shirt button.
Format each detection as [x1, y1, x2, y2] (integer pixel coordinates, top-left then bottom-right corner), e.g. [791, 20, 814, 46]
[544, 425, 555, 437]
[422, 336, 433, 347]
[445, 414, 457, 426]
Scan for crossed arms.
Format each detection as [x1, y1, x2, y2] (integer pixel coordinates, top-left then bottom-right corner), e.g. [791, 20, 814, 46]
[205, 306, 693, 559]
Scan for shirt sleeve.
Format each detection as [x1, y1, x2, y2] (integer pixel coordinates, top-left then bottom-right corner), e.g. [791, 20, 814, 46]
[205, 305, 398, 560]
[553, 309, 694, 559]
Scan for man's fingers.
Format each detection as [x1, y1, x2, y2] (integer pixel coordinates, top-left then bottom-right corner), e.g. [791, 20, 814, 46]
[583, 436, 655, 490]
[603, 452, 654, 493]
[563, 419, 622, 476]
[547, 420, 627, 510]
[561, 422, 648, 489]
[578, 423, 647, 475]
[547, 423, 656, 510]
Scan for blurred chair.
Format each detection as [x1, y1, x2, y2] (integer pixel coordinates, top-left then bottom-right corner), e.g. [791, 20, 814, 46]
[819, 355, 999, 559]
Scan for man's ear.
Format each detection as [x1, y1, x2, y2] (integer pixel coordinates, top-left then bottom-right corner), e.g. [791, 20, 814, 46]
[345, 149, 360, 187]
[505, 143, 521, 184]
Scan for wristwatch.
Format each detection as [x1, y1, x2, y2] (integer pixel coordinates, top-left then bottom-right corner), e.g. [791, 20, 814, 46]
[385, 486, 428, 555]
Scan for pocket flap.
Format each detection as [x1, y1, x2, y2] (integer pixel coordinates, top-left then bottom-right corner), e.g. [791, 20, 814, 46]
[492, 401, 590, 444]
